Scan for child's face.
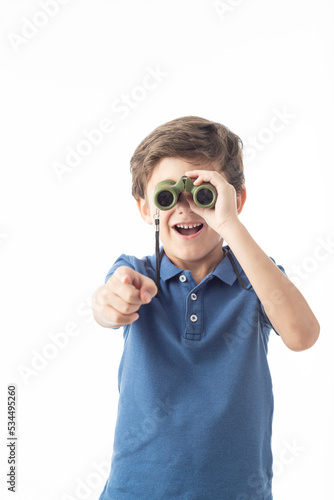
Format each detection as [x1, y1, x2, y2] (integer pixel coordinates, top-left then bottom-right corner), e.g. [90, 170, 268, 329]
[137, 157, 225, 268]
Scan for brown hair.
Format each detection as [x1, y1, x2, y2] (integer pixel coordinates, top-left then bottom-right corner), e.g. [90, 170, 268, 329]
[130, 116, 245, 199]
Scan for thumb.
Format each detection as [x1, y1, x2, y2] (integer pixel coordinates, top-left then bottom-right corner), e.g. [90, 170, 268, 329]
[185, 192, 205, 216]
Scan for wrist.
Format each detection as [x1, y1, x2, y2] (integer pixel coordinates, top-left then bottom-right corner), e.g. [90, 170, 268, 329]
[217, 217, 244, 242]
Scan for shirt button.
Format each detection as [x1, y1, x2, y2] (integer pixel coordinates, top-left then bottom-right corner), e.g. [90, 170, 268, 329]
[190, 314, 198, 322]
[179, 275, 187, 282]
[191, 293, 197, 301]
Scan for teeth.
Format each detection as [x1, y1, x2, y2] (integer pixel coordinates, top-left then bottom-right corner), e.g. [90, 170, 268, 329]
[175, 223, 202, 229]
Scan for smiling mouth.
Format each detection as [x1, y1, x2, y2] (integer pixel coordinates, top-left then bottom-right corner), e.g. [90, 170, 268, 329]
[173, 223, 204, 236]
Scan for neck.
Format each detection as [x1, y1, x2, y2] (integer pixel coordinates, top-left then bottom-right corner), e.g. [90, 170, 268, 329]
[165, 243, 225, 285]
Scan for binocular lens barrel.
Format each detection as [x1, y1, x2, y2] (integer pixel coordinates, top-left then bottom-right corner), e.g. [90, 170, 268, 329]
[153, 176, 217, 210]
[195, 188, 214, 206]
[156, 190, 175, 208]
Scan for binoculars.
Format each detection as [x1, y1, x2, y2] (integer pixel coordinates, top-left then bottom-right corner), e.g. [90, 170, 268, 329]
[153, 176, 217, 211]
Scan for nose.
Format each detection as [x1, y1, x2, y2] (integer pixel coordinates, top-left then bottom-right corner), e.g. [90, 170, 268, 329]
[175, 191, 192, 213]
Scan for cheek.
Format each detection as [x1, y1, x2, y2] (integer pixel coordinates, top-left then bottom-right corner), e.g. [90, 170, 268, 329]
[157, 216, 173, 238]
[160, 218, 171, 233]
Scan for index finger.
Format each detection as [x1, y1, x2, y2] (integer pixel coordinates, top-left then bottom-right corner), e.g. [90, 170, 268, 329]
[107, 268, 142, 304]
[109, 266, 158, 304]
[185, 170, 227, 184]
[113, 266, 143, 289]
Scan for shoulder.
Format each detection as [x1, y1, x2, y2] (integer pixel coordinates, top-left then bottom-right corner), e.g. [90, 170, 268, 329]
[104, 253, 155, 283]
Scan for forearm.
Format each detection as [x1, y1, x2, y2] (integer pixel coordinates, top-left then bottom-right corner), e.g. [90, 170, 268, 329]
[221, 220, 320, 351]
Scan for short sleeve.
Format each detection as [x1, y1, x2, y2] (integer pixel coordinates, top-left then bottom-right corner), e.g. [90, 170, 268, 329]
[259, 258, 287, 336]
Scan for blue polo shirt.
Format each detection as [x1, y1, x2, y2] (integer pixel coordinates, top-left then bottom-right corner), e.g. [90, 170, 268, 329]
[99, 246, 285, 500]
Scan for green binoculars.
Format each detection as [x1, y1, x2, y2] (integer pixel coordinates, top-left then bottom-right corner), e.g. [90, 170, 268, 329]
[153, 176, 217, 211]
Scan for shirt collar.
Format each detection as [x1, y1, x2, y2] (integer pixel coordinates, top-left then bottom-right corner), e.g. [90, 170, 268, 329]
[153, 246, 244, 287]
[211, 246, 242, 285]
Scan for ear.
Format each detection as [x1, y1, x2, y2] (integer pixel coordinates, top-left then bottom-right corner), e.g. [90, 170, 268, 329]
[236, 185, 247, 215]
[136, 198, 153, 225]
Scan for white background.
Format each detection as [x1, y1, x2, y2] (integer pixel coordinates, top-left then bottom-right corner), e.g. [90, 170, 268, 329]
[1, 1, 333, 499]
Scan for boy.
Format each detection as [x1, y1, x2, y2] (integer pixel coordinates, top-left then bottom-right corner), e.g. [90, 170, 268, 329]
[92, 116, 319, 499]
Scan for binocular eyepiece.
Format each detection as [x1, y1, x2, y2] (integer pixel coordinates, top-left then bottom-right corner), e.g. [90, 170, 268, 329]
[153, 176, 217, 211]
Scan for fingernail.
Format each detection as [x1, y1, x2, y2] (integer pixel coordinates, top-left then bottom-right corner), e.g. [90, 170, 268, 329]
[143, 292, 151, 303]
